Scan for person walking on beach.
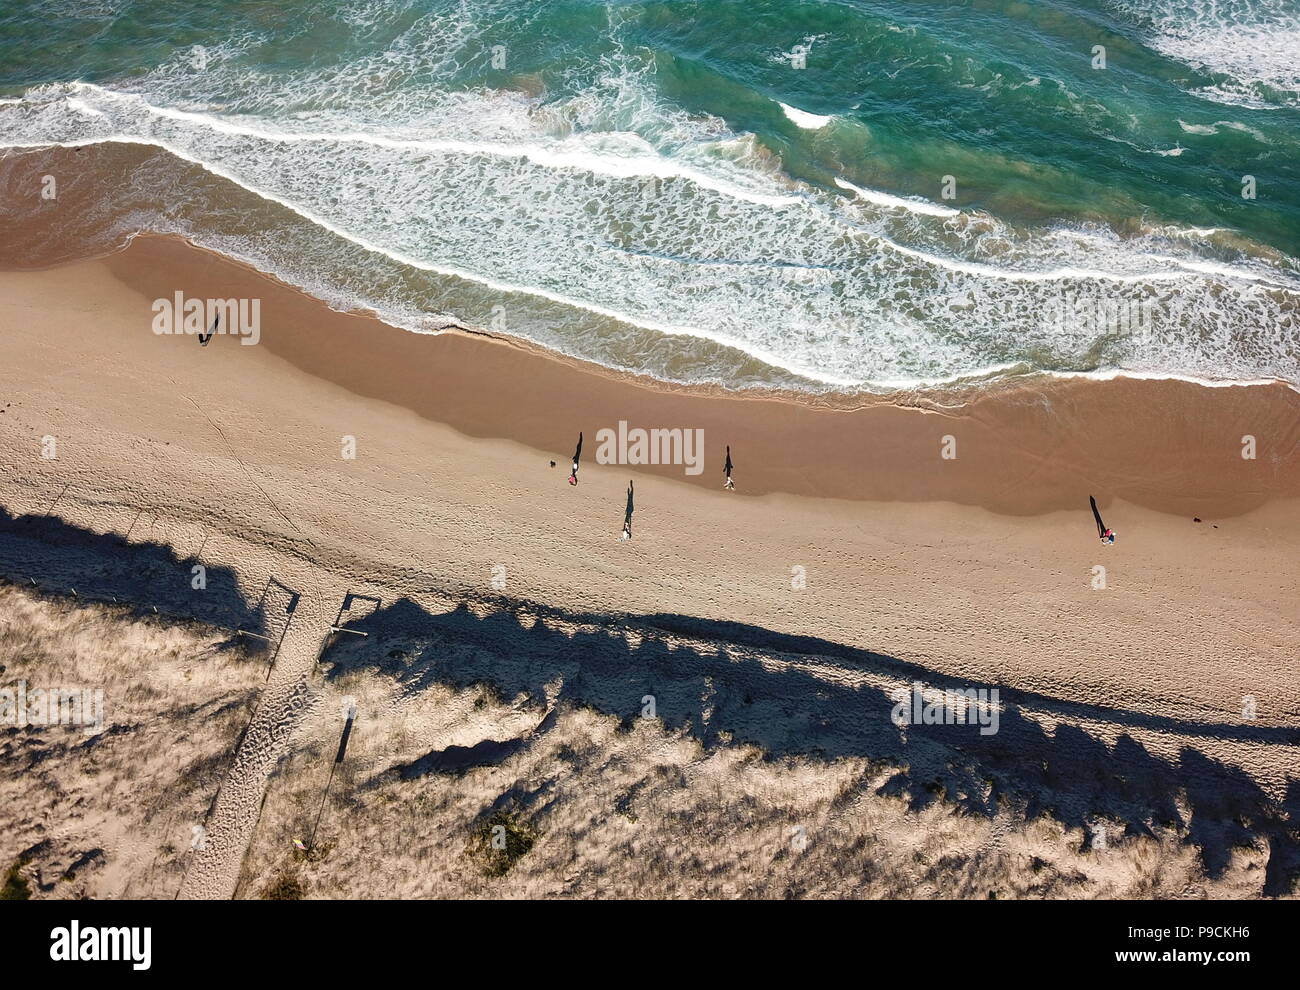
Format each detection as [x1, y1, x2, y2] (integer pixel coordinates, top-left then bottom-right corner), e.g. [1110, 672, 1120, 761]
[569, 431, 583, 485]
[1090, 495, 1116, 544]
[723, 445, 735, 490]
[199, 313, 218, 347]
[621, 480, 634, 540]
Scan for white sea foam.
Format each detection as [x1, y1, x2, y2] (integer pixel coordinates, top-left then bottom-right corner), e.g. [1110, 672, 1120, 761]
[1042, 367, 1299, 391]
[1109, 0, 1300, 108]
[1177, 119, 1268, 141]
[58, 83, 801, 209]
[3, 130, 860, 386]
[779, 102, 833, 129]
[835, 177, 959, 218]
[2, 20, 1297, 392]
[27, 80, 1284, 291]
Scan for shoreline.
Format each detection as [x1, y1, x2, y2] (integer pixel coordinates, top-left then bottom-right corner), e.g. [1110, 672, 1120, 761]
[13, 224, 1295, 404]
[3, 142, 1298, 400]
[87, 233, 1300, 519]
[0, 220, 1295, 518]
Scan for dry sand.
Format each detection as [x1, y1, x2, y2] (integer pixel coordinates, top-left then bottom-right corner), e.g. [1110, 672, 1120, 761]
[0, 229, 1297, 899]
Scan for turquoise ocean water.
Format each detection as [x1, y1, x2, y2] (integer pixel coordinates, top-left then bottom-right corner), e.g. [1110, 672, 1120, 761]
[1, 0, 1297, 390]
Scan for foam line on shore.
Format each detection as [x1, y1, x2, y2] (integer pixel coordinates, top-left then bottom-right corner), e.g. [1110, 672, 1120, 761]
[9, 86, 1293, 292]
[62, 82, 803, 209]
[139, 231, 1300, 399]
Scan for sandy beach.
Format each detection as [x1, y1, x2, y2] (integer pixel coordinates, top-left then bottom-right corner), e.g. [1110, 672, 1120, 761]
[2, 224, 1298, 899]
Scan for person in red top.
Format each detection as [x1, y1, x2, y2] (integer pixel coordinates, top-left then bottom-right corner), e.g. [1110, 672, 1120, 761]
[1090, 495, 1116, 544]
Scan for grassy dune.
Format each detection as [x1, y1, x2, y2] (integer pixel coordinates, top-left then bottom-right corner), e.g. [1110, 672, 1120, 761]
[0, 581, 264, 899]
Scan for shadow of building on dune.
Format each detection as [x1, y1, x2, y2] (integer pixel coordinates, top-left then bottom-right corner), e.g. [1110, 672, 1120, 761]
[323, 595, 1300, 894]
[0, 506, 272, 639]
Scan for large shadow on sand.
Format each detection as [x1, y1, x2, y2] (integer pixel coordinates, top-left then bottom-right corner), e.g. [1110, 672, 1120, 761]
[0, 506, 274, 638]
[3, 508, 1296, 894]
[323, 595, 1300, 896]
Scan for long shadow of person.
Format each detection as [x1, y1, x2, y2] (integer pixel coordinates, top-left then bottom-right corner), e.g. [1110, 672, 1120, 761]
[1090, 494, 1115, 543]
[621, 480, 634, 540]
[569, 432, 583, 485]
[199, 313, 218, 346]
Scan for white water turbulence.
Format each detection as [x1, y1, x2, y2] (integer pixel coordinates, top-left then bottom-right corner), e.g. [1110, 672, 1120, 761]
[779, 103, 834, 130]
[0, 5, 1298, 391]
[1107, 0, 1300, 109]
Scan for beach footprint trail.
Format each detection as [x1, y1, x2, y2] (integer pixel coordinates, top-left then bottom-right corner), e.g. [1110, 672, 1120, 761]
[178, 590, 335, 901]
